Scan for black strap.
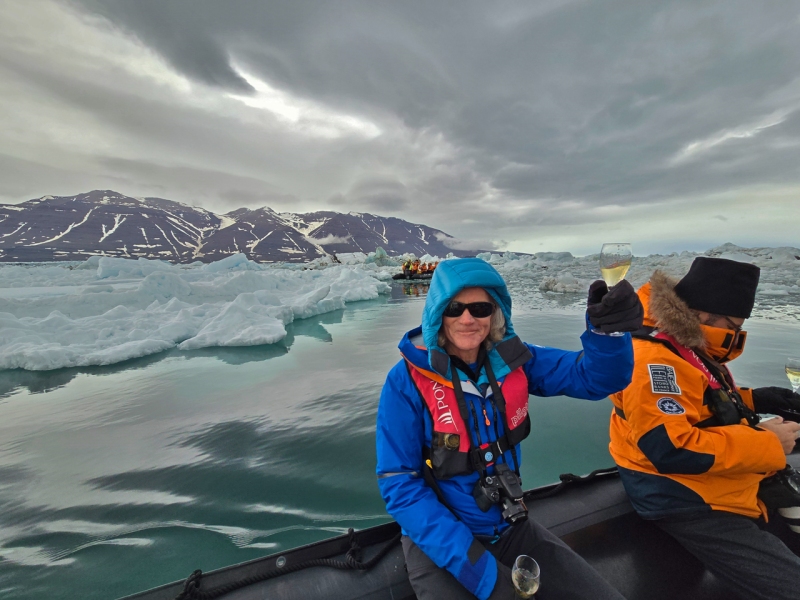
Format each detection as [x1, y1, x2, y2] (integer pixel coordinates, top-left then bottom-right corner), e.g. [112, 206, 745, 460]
[449, 354, 480, 383]
[524, 467, 619, 501]
[469, 438, 511, 473]
[482, 357, 521, 473]
[451, 368, 486, 456]
[450, 350, 522, 475]
[692, 350, 759, 426]
[614, 406, 626, 420]
[421, 448, 462, 521]
[630, 325, 657, 339]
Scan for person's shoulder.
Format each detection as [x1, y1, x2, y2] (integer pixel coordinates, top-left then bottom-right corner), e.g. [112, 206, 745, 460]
[387, 358, 409, 377]
[629, 339, 679, 370]
[381, 359, 425, 409]
[384, 358, 414, 389]
[629, 340, 705, 389]
[631, 336, 674, 357]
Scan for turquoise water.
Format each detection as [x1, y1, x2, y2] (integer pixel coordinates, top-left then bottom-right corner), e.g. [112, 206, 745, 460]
[0, 285, 798, 599]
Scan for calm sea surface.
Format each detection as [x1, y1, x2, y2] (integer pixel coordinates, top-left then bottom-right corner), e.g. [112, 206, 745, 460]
[0, 284, 798, 599]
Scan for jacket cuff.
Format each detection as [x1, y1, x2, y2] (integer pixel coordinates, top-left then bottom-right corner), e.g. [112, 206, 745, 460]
[754, 428, 789, 472]
[457, 540, 497, 600]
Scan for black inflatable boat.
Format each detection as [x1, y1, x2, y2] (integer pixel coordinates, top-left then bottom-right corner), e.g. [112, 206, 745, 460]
[117, 454, 800, 600]
[392, 272, 433, 280]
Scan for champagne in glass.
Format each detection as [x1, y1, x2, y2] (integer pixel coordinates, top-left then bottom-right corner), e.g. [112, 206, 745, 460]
[512, 555, 540, 598]
[786, 357, 800, 393]
[599, 243, 633, 288]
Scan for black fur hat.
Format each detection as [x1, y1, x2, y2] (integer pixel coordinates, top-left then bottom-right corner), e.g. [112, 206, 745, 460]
[674, 257, 760, 319]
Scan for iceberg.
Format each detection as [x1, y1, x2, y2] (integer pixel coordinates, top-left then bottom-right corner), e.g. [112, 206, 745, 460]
[0, 243, 797, 371]
[473, 246, 800, 321]
[0, 255, 390, 371]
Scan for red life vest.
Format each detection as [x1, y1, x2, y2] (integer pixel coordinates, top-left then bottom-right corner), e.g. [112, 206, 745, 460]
[407, 363, 531, 479]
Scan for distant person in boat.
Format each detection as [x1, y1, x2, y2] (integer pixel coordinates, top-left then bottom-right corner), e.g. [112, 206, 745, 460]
[608, 257, 800, 600]
[403, 259, 413, 278]
[376, 257, 643, 599]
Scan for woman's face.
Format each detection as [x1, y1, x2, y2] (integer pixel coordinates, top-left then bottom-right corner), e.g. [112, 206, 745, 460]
[442, 287, 493, 361]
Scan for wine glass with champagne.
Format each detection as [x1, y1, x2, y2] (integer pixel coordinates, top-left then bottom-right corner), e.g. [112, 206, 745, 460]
[599, 243, 633, 288]
[512, 555, 540, 598]
[786, 357, 800, 393]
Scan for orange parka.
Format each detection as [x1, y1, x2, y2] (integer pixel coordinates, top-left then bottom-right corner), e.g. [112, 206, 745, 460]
[609, 271, 785, 519]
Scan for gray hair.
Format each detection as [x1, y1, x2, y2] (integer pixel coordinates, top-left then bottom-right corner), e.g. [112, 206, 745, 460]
[438, 297, 507, 350]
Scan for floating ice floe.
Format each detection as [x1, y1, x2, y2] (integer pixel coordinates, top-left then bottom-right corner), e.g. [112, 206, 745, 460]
[1, 243, 798, 370]
[0, 254, 390, 371]
[473, 243, 800, 321]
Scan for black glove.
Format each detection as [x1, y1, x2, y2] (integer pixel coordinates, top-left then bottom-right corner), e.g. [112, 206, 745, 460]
[487, 562, 516, 599]
[586, 279, 644, 334]
[752, 387, 800, 421]
[758, 466, 800, 510]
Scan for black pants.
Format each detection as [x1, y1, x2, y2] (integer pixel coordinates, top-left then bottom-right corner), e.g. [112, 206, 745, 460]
[402, 518, 625, 599]
[656, 511, 800, 600]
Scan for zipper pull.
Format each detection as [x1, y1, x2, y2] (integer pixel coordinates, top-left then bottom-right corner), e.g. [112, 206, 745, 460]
[482, 406, 491, 426]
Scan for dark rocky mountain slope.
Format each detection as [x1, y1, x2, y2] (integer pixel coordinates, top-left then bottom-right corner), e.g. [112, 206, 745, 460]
[0, 190, 477, 263]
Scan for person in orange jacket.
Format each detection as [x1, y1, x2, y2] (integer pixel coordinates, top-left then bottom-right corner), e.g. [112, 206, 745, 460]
[609, 257, 800, 600]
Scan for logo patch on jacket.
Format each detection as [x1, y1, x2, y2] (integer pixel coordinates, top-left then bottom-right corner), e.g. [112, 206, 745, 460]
[657, 397, 685, 415]
[648, 364, 681, 395]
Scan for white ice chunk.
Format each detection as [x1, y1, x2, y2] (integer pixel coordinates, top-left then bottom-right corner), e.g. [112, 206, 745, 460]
[0, 256, 390, 370]
[539, 272, 590, 293]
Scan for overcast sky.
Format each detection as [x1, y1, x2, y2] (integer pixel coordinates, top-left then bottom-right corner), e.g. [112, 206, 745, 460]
[1, 1, 799, 255]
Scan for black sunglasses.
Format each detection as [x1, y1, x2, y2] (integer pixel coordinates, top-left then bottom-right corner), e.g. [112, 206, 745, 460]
[443, 301, 495, 319]
[709, 315, 743, 332]
[722, 316, 743, 333]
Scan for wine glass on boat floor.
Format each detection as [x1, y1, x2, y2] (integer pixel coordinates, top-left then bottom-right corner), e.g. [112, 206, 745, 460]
[512, 555, 540, 598]
[599, 243, 632, 288]
[786, 357, 800, 393]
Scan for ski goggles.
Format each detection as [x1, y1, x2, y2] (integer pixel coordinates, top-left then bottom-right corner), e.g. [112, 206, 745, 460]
[443, 301, 495, 319]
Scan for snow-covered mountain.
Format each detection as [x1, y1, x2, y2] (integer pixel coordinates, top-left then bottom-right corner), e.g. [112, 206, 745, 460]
[0, 190, 477, 262]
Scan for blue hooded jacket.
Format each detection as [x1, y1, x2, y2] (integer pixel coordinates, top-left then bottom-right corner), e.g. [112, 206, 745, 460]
[376, 258, 633, 599]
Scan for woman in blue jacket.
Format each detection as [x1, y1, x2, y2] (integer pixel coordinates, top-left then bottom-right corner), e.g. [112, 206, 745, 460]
[376, 258, 641, 599]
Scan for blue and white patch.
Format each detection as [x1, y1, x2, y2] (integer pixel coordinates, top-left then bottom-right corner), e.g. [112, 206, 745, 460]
[648, 364, 681, 395]
[657, 397, 685, 415]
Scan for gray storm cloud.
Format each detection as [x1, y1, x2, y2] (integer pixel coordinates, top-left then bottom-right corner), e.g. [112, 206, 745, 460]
[1, 0, 799, 254]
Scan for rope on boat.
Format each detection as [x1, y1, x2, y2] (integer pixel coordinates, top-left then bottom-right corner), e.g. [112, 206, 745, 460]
[523, 466, 619, 501]
[174, 528, 402, 600]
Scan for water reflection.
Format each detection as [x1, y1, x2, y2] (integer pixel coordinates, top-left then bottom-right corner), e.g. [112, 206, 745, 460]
[390, 281, 430, 301]
[0, 353, 169, 399]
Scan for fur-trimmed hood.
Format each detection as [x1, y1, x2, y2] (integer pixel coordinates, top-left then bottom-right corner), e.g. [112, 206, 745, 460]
[639, 270, 705, 349]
